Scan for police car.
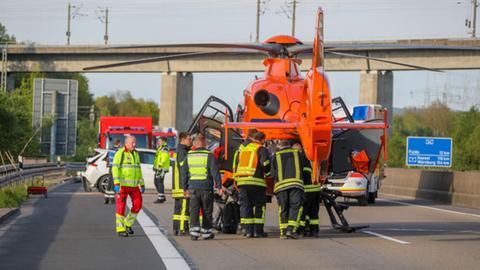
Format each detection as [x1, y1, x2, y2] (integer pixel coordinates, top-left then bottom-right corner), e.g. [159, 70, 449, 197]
[81, 148, 172, 193]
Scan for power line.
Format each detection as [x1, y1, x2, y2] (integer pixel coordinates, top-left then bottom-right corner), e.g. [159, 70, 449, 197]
[96, 7, 109, 45]
[66, 3, 87, 45]
[255, 0, 270, 42]
[277, 0, 297, 36]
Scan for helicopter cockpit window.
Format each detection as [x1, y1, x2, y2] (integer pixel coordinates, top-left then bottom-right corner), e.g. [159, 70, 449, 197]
[202, 101, 231, 123]
[204, 128, 221, 151]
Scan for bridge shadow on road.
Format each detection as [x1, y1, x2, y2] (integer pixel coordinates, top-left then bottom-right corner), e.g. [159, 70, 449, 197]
[0, 180, 76, 269]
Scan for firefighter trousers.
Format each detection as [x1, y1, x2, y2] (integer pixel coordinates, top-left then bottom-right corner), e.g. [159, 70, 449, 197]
[299, 191, 320, 234]
[104, 170, 115, 202]
[238, 186, 266, 235]
[189, 189, 214, 238]
[276, 188, 304, 235]
[173, 198, 190, 233]
[154, 170, 166, 201]
[115, 186, 142, 233]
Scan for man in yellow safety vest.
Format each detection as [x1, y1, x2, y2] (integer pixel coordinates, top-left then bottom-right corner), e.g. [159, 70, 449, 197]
[235, 131, 271, 238]
[112, 135, 144, 237]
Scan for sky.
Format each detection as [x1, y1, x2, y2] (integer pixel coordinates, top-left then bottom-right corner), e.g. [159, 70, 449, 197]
[1, 0, 480, 112]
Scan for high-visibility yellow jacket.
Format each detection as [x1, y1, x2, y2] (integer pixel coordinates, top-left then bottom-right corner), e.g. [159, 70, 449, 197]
[112, 148, 144, 187]
[234, 142, 271, 188]
[154, 143, 170, 171]
[181, 148, 221, 190]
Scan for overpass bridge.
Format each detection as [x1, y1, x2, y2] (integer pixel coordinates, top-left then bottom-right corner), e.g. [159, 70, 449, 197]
[2, 38, 480, 130]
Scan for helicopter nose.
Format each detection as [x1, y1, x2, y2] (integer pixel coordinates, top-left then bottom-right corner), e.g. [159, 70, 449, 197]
[254, 90, 280, 116]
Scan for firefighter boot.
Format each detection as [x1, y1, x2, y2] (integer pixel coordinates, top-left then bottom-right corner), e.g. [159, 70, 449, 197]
[126, 226, 134, 235]
[254, 225, 268, 238]
[285, 227, 299, 239]
[118, 232, 129, 237]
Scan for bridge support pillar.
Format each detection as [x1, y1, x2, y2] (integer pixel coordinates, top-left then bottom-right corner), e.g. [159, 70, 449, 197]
[359, 70, 393, 124]
[159, 72, 193, 131]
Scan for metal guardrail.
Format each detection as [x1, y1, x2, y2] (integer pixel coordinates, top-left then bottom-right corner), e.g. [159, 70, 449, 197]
[0, 163, 64, 188]
[66, 162, 86, 171]
[0, 164, 18, 176]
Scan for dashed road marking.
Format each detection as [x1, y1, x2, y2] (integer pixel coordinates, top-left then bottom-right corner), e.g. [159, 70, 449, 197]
[362, 230, 410, 245]
[379, 198, 480, 219]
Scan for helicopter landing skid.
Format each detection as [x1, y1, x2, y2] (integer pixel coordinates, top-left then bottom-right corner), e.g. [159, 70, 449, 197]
[319, 189, 369, 233]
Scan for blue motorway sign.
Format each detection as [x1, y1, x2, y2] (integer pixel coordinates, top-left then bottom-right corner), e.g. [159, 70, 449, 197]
[406, 137, 452, 167]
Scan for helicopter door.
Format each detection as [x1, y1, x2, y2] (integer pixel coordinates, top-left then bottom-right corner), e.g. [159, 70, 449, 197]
[330, 119, 384, 175]
[188, 95, 242, 172]
[331, 96, 354, 123]
[188, 95, 234, 134]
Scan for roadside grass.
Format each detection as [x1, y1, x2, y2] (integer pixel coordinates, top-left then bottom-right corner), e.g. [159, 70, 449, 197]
[0, 183, 28, 208]
[0, 178, 64, 208]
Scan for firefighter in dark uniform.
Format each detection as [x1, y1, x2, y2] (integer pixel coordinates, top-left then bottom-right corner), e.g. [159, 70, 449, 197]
[181, 134, 224, 240]
[293, 142, 321, 237]
[235, 131, 270, 238]
[172, 132, 192, 236]
[271, 140, 304, 239]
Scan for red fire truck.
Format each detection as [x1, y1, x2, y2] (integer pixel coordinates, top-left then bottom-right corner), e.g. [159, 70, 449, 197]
[98, 116, 153, 149]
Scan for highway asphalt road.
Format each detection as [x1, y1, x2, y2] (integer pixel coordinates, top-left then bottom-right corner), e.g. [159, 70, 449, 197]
[1, 181, 479, 270]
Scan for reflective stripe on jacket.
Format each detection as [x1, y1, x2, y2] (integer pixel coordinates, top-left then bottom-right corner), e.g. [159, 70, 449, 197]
[272, 148, 304, 193]
[112, 148, 143, 187]
[172, 144, 190, 198]
[181, 147, 222, 190]
[172, 153, 184, 198]
[187, 150, 209, 181]
[235, 142, 270, 188]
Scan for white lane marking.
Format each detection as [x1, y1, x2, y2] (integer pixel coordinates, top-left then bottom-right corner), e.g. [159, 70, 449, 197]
[376, 228, 447, 232]
[128, 202, 190, 270]
[379, 198, 480, 219]
[362, 230, 410, 245]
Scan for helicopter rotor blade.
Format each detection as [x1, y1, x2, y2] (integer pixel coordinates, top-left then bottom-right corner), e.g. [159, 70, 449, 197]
[325, 51, 443, 72]
[103, 43, 283, 55]
[83, 51, 259, 71]
[288, 43, 480, 56]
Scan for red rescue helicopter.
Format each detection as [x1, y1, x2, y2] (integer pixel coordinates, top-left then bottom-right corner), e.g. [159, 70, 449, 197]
[85, 8, 480, 232]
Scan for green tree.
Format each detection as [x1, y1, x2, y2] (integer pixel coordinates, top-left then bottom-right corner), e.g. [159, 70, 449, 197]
[71, 119, 98, 161]
[451, 107, 480, 170]
[95, 90, 159, 123]
[0, 22, 16, 43]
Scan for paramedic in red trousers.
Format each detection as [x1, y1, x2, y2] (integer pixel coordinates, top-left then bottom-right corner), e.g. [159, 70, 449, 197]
[181, 134, 224, 240]
[235, 131, 271, 238]
[112, 135, 145, 237]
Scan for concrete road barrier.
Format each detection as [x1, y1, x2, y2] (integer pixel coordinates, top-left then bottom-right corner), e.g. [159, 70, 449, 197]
[381, 168, 480, 209]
